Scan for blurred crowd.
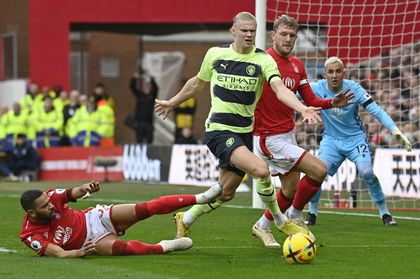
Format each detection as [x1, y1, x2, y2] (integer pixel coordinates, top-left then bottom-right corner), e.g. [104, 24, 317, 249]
[0, 82, 115, 152]
[296, 43, 420, 150]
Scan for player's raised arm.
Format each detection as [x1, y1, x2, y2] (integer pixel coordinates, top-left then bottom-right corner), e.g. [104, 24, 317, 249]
[44, 237, 96, 258]
[270, 79, 323, 124]
[155, 76, 207, 120]
[71, 181, 100, 200]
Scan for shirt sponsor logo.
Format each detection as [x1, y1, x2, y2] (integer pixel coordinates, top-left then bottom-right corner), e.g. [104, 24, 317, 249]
[53, 226, 73, 246]
[283, 77, 296, 90]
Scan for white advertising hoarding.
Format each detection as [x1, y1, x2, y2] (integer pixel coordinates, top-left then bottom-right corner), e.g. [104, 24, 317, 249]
[169, 144, 219, 186]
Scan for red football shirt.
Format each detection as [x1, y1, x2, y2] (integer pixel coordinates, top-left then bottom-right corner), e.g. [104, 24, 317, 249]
[254, 48, 332, 136]
[20, 189, 88, 256]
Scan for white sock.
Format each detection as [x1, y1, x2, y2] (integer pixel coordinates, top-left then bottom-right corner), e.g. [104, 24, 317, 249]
[257, 215, 273, 230]
[182, 210, 196, 228]
[288, 205, 303, 221]
[272, 213, 287, 227]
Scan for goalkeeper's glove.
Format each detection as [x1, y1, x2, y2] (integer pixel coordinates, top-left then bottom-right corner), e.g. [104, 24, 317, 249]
[391, 127, 412, 152]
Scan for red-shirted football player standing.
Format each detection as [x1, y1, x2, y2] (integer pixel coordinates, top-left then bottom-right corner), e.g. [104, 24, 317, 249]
[19, 181, 222, 257]
[251, 15, 355, 247]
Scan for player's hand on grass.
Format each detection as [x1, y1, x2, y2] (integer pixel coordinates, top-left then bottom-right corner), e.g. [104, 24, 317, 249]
[82, 181, 100, 199]
[330, 88, 356, 108]
[301, 107, 323, 124]
[80, 237, 96, 256]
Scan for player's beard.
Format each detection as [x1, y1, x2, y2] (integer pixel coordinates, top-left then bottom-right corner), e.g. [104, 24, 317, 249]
[37, 209, 57, 222]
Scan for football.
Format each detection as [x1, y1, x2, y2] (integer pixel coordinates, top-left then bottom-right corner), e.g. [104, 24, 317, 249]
[283, 233, 316, 264]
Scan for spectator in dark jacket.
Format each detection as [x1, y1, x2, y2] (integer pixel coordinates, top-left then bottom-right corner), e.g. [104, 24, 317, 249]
[130, 70, 158, 144]
[0, 134, 41, 181]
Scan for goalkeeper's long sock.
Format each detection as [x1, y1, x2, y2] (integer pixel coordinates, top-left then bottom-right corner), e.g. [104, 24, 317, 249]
[308, 187, 322, 216]
[365, 175, 389, 216]
[183, 199, 224, 227]
[255, 175, 286, 227]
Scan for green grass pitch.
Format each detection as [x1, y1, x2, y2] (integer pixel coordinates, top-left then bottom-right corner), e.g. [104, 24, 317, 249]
[1, 181, 419, 279]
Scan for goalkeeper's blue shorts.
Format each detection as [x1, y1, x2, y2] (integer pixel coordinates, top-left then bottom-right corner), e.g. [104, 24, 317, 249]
[317, 134, 372, 176]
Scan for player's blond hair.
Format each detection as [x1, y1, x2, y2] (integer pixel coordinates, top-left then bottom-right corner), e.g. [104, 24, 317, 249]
[325, 57, 344, 68]
[273, 15, 299, 33]
[232, 12, 257, 27]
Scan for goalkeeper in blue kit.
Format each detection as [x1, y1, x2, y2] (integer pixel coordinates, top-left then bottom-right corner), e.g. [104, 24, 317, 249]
[305, 57, 411, 226]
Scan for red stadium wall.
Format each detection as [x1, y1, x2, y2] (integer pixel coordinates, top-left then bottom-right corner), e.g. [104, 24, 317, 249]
[38, 146, 123, 181]
[29, 0, 420, 91]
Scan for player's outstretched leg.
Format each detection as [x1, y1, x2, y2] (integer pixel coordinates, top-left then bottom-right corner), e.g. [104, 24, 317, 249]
[111, 238, 193, 255]
[174, 183, 224, 239]
[158, 237, 193, 253]
[195, 183, 223, 204]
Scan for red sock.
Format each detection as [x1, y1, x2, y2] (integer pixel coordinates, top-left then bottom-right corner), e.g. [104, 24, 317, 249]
[112, 240, 163, 255]
[292, 175, 322, 210]
[135, 195, 196, 220]
[263, 189, 293, 220]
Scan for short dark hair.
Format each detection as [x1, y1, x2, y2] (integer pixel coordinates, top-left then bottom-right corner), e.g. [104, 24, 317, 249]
[20, 189, 44, 212]
[43, 95, 53, 101]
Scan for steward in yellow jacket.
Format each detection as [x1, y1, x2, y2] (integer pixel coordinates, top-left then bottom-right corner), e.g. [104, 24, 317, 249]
[20, 83, 41, 113]
[68, 95, 113, 147]
[31, 95, 63, 148]
[0, 103, 33, 152]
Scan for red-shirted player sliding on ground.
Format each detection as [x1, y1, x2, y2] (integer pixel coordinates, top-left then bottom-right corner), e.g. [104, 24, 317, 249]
[19, 181, 222, 257]
[251, 15, 355, 247]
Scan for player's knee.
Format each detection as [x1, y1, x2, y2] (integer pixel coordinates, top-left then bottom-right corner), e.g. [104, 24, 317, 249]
[309, 162, 327, 182]
[282, 187, 297, 198]
[252, 166, 270, 179]
[218, 191, 235, 202]
[360, 169, 374, 181]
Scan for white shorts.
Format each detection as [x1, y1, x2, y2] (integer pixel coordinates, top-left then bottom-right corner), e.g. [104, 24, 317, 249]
[83, 204, 125, 245]
[255, 130, 307, 176]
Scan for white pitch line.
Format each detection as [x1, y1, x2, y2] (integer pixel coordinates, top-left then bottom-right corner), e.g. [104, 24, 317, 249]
[317, 210, 420, 221]
[194, 244, 420, 249]
[0, 247, 17, 252]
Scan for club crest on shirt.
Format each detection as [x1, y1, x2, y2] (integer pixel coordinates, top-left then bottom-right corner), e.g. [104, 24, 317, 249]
[226, 138, 234, 147]
[291, 63, 299, 73]
[284, 155, 295, 163]
[246, 65, 256, 76]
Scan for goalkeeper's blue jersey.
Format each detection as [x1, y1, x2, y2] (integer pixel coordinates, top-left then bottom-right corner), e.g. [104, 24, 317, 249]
[310, 79, 396, 139]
